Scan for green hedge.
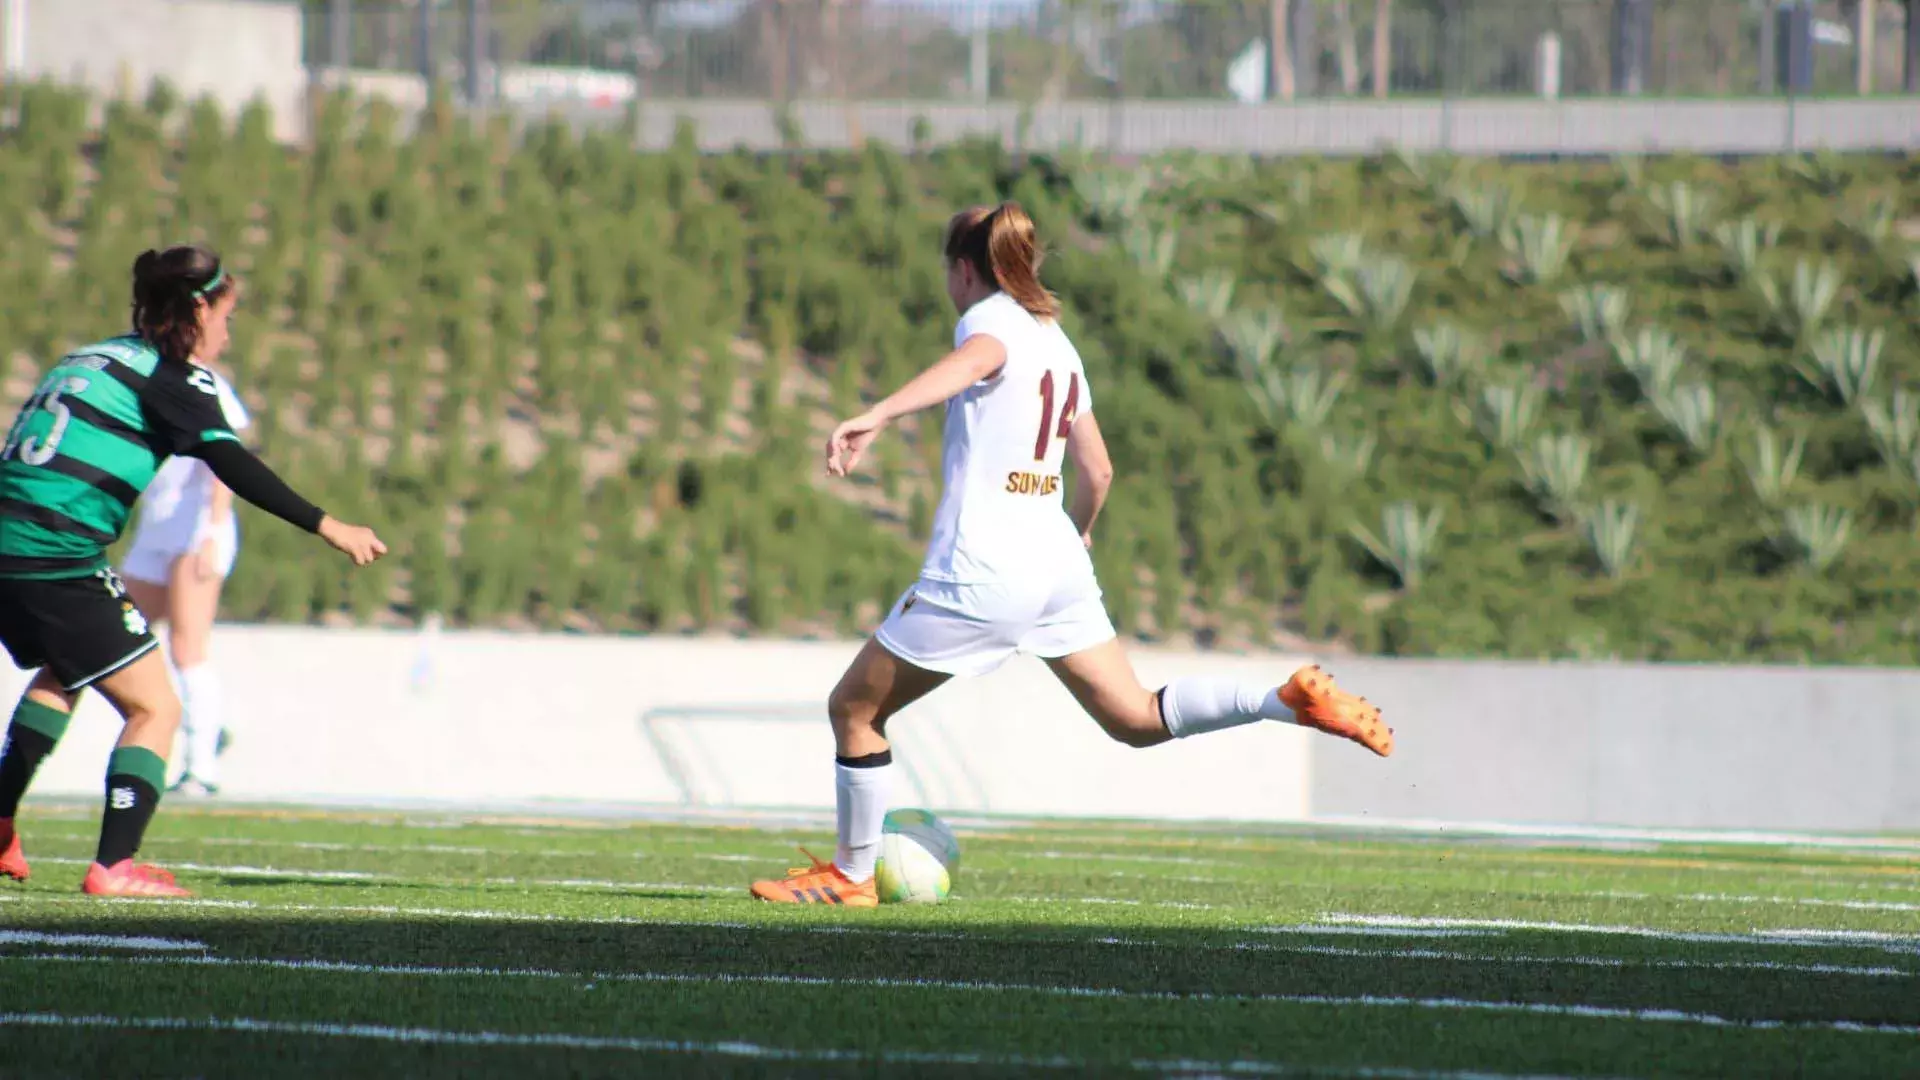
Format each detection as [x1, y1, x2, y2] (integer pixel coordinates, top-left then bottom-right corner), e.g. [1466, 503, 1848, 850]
[3, 80, 1918, 662]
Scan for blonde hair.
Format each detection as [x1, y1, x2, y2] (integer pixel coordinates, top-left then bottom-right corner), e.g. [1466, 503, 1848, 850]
[943, 201, 1060, 320]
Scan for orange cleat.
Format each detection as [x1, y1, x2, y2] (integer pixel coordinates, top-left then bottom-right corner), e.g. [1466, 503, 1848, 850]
[81, 859, 191, 898]
[1280, 664, 1394, 757]
[749, 849, 878, 907]
[0, 820, 27, 882]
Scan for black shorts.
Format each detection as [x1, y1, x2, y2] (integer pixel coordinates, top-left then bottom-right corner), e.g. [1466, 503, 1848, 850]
[0, 569, 158, 692]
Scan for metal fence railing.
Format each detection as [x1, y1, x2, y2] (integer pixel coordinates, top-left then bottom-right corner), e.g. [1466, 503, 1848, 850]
[306, 0, 1918, 108]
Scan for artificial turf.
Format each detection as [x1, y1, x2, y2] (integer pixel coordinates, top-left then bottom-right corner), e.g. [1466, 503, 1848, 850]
[1, 803, 1916, 1078]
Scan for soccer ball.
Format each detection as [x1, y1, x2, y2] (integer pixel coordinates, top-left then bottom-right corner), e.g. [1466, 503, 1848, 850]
[874, 808, 960, 904]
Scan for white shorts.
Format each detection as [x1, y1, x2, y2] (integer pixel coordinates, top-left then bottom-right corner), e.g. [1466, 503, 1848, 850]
[874, 574, 1117, 678]
[122, 517, 238, 585]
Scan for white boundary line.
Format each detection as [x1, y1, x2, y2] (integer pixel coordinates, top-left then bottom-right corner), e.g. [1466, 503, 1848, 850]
[5, 891, 1920, 959]
[0, 931, 207, 953]
[0, 989, 1913, 1042]
[1314, 915, 1920, 955]
[10, 944, 1912, 985]
[1307, 816, 1920, 854]
[24, 856, 733, 895]
[23, 801, 1920, 856]
[0, 1012, 1582, 1079]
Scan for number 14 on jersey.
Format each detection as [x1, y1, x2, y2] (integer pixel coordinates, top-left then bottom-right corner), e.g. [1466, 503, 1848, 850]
[1034, 371, 1080, 461]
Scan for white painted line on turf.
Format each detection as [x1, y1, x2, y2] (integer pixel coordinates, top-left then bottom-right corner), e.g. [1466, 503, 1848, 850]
[1217, 943, 1915, 979]
[26, 830, 783, 864]
[1313, 916, 1920, 954]
[1596, 890, 1920, 914]
[0, 1012, 1586, 1079]
[0, 931, 207, 953]
[1308, 816, 1920, 854]
[12, 952, 1920, 1031]
[2, 976, 1916, 1045]
[25, 856, 732, 894]
[1256, 927, 1505, 939]
[29, 857, 379, 881]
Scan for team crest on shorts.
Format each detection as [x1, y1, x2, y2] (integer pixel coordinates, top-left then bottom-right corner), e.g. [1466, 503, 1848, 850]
[122, 603, 148, 637]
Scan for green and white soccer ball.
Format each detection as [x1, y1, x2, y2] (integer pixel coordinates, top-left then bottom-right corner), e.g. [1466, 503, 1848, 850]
[874, 808, 960, 904]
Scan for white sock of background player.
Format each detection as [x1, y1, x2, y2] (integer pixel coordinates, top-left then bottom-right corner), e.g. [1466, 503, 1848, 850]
[178, 663, 226, 786]
[1157, 676, 1298, 739]
[833, 750, 894, 882]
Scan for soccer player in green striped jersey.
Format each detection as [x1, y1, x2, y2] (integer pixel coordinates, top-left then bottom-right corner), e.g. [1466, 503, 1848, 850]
[0, 245, 387, 897]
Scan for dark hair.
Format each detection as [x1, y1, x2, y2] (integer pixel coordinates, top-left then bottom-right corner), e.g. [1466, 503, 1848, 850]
[130, 245, 234, 364]
[944, 202, 1060, 320]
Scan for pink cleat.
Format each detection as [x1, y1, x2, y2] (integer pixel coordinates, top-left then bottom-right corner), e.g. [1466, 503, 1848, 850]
[81, 859, 191, 898]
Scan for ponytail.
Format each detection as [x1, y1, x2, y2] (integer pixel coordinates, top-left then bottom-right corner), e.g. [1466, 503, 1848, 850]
[944, 202, 1060, 320]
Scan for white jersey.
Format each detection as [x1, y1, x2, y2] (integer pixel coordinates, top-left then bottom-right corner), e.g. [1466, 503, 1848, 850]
[131, 369, 251, 538]
[919, 292, 1095, 587]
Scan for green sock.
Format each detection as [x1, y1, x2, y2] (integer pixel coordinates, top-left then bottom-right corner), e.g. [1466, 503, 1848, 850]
[0, 699, 73, 819]
[97, 746, 168, 867]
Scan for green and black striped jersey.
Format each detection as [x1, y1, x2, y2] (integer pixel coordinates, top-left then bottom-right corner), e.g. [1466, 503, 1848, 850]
[0, 335, 239, 579]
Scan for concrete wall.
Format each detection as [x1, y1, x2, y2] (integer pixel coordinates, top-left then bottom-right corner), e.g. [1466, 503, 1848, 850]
[17, 627, 1315, 823]
[7, 0, 308, 141]
[13, 627, 1920, 831]
[1313, 657, 1920, 832]
[614, 97, 1920, 156]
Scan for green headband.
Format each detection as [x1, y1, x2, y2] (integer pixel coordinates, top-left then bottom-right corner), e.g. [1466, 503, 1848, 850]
[194, 266, 226, 298]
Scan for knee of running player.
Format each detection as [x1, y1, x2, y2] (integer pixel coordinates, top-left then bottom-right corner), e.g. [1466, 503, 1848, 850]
[120, 686, 183, 742]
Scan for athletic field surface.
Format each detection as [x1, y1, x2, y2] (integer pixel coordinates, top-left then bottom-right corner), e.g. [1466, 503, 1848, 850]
[2, 804, 1917, 1078]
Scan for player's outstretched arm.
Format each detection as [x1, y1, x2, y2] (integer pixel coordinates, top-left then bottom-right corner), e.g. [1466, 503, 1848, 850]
[825, 335, 1008, 477]
[189, 441, 388, 566]
[1065, 412, 1114, 547]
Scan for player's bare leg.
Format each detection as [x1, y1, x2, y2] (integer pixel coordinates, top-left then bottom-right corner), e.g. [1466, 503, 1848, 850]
[0, 671, 81, 882]
[751, 638, 949, 906]
[82, 651, 190, 897]
[1050, 641, 1392, 757]
[1043, 639, 1173, 748]
[165, 552, 228, 796]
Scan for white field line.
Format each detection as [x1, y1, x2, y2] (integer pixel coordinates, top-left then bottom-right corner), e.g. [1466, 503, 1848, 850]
[1307, 816, 1920, 854]
[25, 856, 732, 894]
[1595, 890, 1920, 914]
[1171, 942, 1913, 979]
[24, 831, 777, 864]
[26, 801, 1920, 857]
[2, 966, 1916, 1043]
[0, 931, 207, 953]
[0, 1012, 1582, 1080]
[29, 844, 1920, 911]
[1257, 927, 1505, 939]
[9, 948, 1916, 1002]
[4, 886, 1915, 966]
[1315, 916, 1920, 955]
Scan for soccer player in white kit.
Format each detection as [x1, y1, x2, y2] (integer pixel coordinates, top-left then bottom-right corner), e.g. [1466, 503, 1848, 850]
[121, 366, 249, 797]
[751, 203, 1393, 907]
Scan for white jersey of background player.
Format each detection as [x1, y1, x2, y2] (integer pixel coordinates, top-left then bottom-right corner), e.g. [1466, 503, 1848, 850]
[122, 367, 249, 796]
[751, 202, 1394, 908]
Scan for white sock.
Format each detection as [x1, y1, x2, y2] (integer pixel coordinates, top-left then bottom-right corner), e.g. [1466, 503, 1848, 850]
[833, 752, 894, 882]
[1159, 676, 1296, 739]
[177, 663, 225, 785]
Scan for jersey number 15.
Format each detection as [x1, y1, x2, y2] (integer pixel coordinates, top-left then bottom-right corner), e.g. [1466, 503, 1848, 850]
[1033, 370, 1080, 462]
[0, 375, 91, 466]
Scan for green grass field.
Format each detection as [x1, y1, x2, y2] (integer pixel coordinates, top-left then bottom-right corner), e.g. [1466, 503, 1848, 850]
[1, 803, 1917, 1078]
